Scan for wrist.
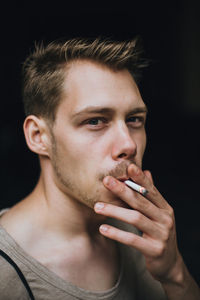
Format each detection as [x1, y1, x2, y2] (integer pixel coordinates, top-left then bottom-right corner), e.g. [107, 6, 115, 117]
[160, 255, 200, 300]
[161, 254, 186, 287]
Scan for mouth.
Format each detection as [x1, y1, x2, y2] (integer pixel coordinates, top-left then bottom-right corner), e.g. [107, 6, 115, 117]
[116, 176, 130, 182]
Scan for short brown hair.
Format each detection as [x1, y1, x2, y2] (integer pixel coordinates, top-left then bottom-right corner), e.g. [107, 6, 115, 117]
[22, 36, 148, 123]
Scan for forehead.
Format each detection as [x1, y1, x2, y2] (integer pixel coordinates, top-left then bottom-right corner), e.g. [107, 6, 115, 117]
[59, 60, 145, 116]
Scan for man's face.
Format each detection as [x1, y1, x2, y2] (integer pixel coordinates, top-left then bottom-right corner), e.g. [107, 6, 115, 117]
[49, 60, 147, 208]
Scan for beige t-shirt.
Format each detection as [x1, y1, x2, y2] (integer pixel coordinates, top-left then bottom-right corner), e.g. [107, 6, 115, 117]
[0, 210, 167, 300]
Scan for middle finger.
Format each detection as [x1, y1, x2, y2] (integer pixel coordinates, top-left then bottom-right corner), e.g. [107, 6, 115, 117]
[103, 176, 161, 221]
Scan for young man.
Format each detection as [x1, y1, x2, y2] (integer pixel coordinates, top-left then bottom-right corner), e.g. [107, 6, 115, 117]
[0, 37, 199, 299]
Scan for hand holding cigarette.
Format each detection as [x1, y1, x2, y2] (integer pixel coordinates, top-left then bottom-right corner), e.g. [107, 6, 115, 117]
[94, 163, 184, 286]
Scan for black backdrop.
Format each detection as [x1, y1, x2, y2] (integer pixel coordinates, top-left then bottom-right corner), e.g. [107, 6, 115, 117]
[0, 1, 200, 283]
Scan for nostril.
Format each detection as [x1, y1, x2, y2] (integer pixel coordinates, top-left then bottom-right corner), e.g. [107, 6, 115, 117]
[118, 153, 127, 158]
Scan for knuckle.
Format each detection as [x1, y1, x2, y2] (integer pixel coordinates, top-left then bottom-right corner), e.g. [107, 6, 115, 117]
[150, 185, 157, 197]
[168, 206, 174, 218]
[133, 167, 145, 181]
[155, 243, 165, 257]
[106, 226, 117, 238]
[116, 182, 125, 194]
[163, 213, 174, 231]
[161, 229, 170, 242]
[167, 218, 174, 231]
[131, 211, 142, 224]
[138, 169, 144, 178]
[137, 199, 150, 212]
[126, 233, 137, 246]
[134, 166, 142, 177]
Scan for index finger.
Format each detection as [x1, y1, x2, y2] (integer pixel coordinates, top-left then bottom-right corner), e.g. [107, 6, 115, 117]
[127, 164, 170, 210]
[103, 176, 161, 221]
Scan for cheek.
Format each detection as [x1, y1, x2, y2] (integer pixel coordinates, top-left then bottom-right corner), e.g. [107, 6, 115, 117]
[142, 131, 147, 152]
[55, 134, 102, 177]
[135, 130, 147, 156]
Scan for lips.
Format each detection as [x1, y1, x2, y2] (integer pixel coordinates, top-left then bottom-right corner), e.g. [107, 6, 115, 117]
[117, 177, 129, 182]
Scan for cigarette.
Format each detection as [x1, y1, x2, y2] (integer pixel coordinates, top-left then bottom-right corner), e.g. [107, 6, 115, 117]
[124, 180, 148, 196]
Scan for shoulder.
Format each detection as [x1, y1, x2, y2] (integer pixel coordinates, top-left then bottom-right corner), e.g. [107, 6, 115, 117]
[0, 223, 29, 300]
[0, 255, 29, 299]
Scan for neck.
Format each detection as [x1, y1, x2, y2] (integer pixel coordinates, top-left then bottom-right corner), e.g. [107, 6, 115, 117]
[22, 170, 106, 242]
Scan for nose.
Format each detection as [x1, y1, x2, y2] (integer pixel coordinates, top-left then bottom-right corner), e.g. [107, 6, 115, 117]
[111, 122, 137, 161]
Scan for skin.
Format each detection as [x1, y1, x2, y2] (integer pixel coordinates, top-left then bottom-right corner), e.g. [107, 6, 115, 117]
[49, 61, 147, 209]
[1, 60, 199, 297]
[0, 60, 147, 291]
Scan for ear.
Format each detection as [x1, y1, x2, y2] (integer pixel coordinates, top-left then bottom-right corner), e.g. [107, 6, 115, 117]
[23, 115, 51, 156]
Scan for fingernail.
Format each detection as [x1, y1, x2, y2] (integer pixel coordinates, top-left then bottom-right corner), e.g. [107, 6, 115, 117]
[131, 164, 139, 175]
[100, 225, 108, 232]
[94, 202, 104, 211]
[104, 177, 117, 188]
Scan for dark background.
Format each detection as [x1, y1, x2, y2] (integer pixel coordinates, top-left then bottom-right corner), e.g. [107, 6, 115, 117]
[0, 1, 200, 283]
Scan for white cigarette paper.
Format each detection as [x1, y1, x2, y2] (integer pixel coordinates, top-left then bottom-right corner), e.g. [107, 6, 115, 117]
[124, 180, 148, 196]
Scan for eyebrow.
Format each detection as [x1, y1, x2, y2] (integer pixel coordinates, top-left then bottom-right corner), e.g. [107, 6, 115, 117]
[71, 105, 148, 119]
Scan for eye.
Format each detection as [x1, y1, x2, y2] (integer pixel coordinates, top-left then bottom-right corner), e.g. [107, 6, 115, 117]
[126, 116, 145, 127]
[87, 118, 104, 125]
[83, 117, 108, 130]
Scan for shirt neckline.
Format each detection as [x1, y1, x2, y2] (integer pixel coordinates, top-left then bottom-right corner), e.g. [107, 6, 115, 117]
[0, 209, 124, 299]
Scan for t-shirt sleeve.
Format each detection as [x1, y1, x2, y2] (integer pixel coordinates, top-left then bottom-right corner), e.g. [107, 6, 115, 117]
[0, 256, 30, 300]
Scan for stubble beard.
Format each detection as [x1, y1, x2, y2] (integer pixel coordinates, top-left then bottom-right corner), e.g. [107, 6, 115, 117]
[50, 133, 102, 209]
[50, 132, 143, 210]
